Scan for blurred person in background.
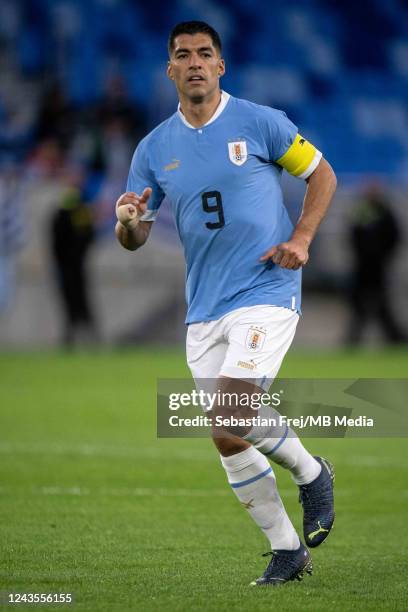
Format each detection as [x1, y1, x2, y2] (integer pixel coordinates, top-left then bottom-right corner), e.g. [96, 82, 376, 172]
[0, 163, 26, 313]
[66, 75, 148, 232]
[35, 81, 77, 151]
[68, 75, 147, 178]
[347, 183, 407, 345]
[50, 182, 97, 347]
[97, 75, 146, 147]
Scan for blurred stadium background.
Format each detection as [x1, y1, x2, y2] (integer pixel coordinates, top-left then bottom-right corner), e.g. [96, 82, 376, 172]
[0, 0, 407, 348]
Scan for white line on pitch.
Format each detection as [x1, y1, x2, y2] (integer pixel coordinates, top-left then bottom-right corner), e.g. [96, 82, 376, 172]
[0, 442, 214, 461]
[0, 442, 405, 468]
[0, 486, 355, 498]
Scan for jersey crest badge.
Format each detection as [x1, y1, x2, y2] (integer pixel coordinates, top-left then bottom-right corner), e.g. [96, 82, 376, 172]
[246, 326, 266, 352]
[228, 140, 248, 166]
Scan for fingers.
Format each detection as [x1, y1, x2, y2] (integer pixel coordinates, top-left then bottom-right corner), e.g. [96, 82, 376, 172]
[139, 187, 152, 203]
[135, 201, 147, 216]
[116, 201, 138, 226]
[260, 242, 309, 270]
[116, 192, 136, 206]
[279, 253, 292, 268]
[259, 246, 277, 262]
[116, 189, 152, 209]
[134, 188, 152, 215]
[115, 189, 152, 226]
[272, 248, 284, 265]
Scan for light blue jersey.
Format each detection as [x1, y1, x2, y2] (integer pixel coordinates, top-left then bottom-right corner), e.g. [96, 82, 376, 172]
[126, 92, 321, 324]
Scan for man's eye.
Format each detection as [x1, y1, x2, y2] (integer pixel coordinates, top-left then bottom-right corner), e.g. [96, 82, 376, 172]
[203, 53, 211, 58]
[177, 54, 187, 59]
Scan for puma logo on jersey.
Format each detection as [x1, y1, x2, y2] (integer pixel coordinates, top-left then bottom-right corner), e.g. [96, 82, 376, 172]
[164, 159, 180, 171]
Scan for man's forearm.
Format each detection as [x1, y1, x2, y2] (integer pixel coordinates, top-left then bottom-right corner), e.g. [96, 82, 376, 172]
[292, 158, 337, 246]
[115, 221, 151, 251]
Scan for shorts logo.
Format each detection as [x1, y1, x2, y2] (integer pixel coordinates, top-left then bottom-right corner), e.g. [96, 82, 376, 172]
[246, 326, 266, 352]
[228, 140, 248, 166]
[237, 360, 256, 370]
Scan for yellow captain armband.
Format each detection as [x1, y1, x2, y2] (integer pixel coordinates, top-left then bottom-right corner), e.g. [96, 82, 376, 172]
[276, 133, 322, 179]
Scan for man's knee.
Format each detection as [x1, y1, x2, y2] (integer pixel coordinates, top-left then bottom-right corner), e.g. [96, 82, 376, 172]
[212, 435, 250, 457]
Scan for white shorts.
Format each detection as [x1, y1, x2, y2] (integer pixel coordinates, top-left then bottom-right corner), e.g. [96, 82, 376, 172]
[186, 305, 299, 391]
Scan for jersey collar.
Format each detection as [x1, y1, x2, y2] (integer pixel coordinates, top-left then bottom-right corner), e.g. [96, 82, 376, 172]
[177, 90, 230, 129]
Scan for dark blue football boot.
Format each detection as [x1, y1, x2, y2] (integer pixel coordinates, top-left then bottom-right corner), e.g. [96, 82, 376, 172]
[251, 543, 312, 586]
[299, 456, 335, 548]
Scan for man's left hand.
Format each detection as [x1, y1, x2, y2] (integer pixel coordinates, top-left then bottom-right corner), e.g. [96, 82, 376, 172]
[260, 237, 309, 270]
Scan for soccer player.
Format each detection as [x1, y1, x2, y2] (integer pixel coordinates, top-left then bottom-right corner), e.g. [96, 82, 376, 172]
[115, 21, 337, 586]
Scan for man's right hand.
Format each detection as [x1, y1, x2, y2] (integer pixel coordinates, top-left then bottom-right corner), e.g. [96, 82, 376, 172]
[115, 188, 152, 230]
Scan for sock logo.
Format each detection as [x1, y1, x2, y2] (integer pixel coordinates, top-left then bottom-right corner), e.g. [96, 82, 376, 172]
[241, 498, 255, 509]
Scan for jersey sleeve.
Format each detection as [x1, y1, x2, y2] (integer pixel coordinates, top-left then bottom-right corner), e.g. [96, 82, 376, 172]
[126, 138, 165, 221]
[261, 108, 322, 180]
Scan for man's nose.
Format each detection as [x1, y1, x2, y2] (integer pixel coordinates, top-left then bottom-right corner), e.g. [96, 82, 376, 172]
[188, 52, 202, 68]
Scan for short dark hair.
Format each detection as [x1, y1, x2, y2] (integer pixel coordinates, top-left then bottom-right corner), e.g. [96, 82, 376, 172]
[168, 21, 222, 56]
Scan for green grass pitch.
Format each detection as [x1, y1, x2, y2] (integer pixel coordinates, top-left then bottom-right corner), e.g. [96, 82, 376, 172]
[0, 348, 407, 611]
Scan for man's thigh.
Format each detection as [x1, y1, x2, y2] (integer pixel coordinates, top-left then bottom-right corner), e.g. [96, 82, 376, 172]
[186, 320, 228, 380]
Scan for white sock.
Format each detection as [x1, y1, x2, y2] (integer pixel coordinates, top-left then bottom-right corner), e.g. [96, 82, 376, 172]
[255, 432, 321, 485]
[244, 406, 321, 485]
[220, 446, 300, 550]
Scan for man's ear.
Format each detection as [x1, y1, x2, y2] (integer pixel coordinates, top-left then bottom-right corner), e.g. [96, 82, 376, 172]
[218, 58, 226, 78]
[167, 61, 174, 80]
